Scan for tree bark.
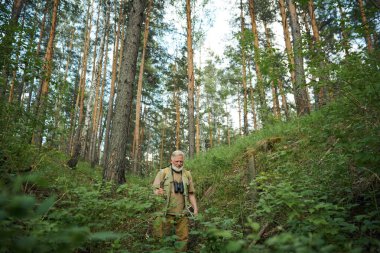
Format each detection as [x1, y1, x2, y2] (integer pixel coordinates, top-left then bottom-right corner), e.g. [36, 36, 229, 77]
[67, 0, 95, 168]
[240, 0, 248, 135]
[278, 0, 296, 99]
[248, 0, 267, 123]
[358, 0, 373, 53]
[186, 0, 195, 158]
[0, 0, 27, 98]
[159, 115, 166, 169]
[286, 0, 310, 116]
[308, 0, 327, 108]
[175, 88, 181, 150]
[8, 14, 24, 103]
[263, 21, 281, 119]
[133, 0, 152, 173]
[27, 0, 49, 113]
[247, 59, 257, 130]
[278, 79, 289, 120]
[90, 1, 111, 166]
[195, 70, 201, 154]
[103, 0, 147, 184]
[91, 23, 110, 167]
[84, 1, 102, 160]
[32, 0, 60, 146]
[103, 0, 125, 166]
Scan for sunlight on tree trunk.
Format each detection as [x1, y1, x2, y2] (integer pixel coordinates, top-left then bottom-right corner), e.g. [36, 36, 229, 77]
[186, 0, 196, 158]
[133, 0, 153, 173]
[357, 0, 373, 53]
[32, 0, 60, 147]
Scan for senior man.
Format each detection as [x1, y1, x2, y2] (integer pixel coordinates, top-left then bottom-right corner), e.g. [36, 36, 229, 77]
[152, 150, 198, 251]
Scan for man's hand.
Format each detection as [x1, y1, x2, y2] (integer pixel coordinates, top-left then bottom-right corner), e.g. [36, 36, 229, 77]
[154, 187, 165, 195]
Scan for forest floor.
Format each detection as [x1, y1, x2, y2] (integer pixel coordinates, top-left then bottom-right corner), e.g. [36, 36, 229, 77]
[1, 94, 380, 252]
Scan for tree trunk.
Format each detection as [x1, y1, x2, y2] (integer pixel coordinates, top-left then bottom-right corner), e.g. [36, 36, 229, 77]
[240, 0, 248, 135]
[248, 0, 267, 123]
[0, 0, 27, 98]
[247, 60, 257, 130]
[237, 82, 242, 135]
[225, 103, 231, 146]
[67, 0, 95, 168]
[91, 25, 110, 167]
[90, 1, 111, 166]
[286, 0, 310, 116]
[84, 1, 102, 160]
[263, 21, 281, 119]
[32, 0, 60, 147]
[358, 0, 373, 53]
[8, 14, 24, 103]
[133, 0, 152, 173]
[308, 0, 327, 108]
[278, 79, 289, 120]
[103, 0, 147, 185]
[195, 73, 201, 154]
[27, 1, 49, 113]
[159, 115, 166, 169]
[207, 97, 213, 148]
[175, 88, 181, 150]
[278, 0, 296, 98]
[186, 0, 196, 158]
[103, 0, 124, 166]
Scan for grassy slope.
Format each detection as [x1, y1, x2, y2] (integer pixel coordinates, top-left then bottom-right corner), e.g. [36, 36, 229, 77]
[1, 96, 379, 252]
[186, 96, 380, 252]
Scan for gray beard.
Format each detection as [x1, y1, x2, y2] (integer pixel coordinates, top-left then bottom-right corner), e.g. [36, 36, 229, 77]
[171, 165, 183, 172]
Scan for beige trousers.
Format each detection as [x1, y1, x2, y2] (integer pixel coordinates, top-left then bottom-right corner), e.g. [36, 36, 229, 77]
[153, 214, 189, 252]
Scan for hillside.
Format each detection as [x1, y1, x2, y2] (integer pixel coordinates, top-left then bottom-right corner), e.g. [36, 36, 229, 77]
[1, 90, 379, 253]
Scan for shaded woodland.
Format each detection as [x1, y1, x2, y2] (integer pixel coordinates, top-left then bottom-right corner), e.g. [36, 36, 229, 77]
[0, 0, 379, 252]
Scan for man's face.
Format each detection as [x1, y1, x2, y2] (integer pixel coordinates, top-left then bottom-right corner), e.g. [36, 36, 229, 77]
[171, 155, 184, 168]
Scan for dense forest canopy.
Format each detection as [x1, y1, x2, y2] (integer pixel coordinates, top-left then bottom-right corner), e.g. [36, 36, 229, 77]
[0, 0, 379, 252]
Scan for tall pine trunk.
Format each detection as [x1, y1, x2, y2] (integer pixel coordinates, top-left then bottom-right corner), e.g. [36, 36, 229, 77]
[263, 21, 281, 119]
[278, 0, 296, 100]
[357, 0, 373, 53]
[32, 0, 60, 146]
[133, 0, 152, 173]
[67, 0, 95, 168]
[248, 0, 267, 124]
[103, 0, 147, 185]
[308, 0, 327, 108]
[240, 0, 248, 135]
[103, 0, 124, 166]
[175, 88, 181, 150]
[90, 1, 111, 166]
[84, 2, 102, 160]
[286, 0, 310, 115]
[0, 0, 27, 98]
[27, 1, 49, 113]
[186, 0, 195, 158]
[195, 62, 201, 154]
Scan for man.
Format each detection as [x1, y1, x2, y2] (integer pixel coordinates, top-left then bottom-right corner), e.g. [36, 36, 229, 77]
[152, 150, 198, 251]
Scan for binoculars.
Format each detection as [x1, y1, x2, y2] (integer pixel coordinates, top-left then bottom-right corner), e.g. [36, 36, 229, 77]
[173, 181, 184, 194]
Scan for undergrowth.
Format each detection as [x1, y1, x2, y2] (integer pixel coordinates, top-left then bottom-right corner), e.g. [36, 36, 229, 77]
[1, 52, 379, 252]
